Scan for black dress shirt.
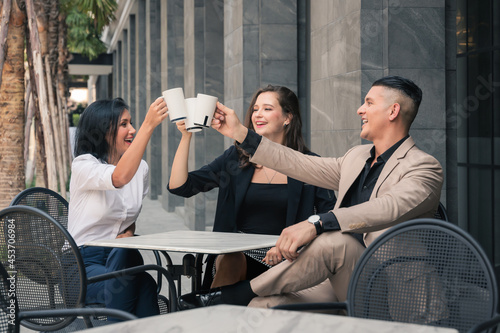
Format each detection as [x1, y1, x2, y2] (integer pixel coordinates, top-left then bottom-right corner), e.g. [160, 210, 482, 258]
[319, 135, 409, 245]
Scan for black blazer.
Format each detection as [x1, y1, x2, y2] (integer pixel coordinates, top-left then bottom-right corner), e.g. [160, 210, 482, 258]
[167, 145, 336, 233]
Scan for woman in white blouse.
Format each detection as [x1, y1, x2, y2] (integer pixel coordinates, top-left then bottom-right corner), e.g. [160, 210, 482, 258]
[68, 97, 168, 320]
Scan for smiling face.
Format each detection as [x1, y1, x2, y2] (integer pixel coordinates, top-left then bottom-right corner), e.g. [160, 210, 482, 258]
[357, 86, 398, 143]
[108, 109, 136, 165]
[251, 92, 291, 144]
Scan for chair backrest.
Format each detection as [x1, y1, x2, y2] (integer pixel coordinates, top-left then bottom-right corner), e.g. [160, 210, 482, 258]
[434, 202, 449, 221]
[346, 218, 497, 333]
[10, 187, 69, 229]
[0, 206, 87, 332]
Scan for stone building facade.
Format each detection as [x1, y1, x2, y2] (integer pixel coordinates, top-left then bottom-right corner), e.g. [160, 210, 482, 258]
[92, 0, 499, 275]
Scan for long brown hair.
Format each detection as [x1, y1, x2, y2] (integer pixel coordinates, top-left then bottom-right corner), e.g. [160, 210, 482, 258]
[237, 85, 309, 168]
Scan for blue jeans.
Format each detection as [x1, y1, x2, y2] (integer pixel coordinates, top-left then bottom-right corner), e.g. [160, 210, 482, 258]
[80, 246, 159, 321]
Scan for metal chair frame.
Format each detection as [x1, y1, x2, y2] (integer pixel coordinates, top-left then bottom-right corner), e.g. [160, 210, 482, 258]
[274, 218, 499, 333]
[10, 187, 176, 310]
[0, 205, 177, 332]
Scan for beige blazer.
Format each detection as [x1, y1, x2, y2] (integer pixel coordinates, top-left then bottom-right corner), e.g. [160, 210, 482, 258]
[250, 136, 444, 247]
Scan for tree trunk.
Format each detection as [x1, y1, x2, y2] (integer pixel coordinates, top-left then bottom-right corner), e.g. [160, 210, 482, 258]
[0, 0, 12, 88]
[26, 0, 57, 191]
[45, 56, 66, 197]
[25, 91, 36, 186]
[57, 9, 71, 173]
[0, 0, 26, 207]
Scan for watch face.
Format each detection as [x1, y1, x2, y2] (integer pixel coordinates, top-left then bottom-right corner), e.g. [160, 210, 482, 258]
[308, 215, 320, 223]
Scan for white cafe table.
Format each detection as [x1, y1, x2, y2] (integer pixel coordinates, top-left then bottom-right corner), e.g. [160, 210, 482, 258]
[84, 230, 279, 254]
[80, 305, 459, 333]
[84, 230, 279, 294]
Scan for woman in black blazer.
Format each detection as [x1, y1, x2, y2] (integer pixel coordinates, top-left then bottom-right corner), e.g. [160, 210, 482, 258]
[168, 85, 336, 288]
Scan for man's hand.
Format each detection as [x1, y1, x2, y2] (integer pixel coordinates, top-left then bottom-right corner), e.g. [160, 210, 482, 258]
[211, 102, 248, 143]
[276, 221, 317, 261]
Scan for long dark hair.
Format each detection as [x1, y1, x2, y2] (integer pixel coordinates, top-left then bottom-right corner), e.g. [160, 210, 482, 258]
[74, 98, 129, 163]
[237, 85, 309, 168]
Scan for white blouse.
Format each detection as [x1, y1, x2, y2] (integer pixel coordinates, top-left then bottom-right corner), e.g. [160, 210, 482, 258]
[68, 154, 149, 246]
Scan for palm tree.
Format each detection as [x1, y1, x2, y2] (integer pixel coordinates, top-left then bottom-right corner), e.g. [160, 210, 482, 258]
[0, 0, 117, 205]
[0, 0, 26, 207]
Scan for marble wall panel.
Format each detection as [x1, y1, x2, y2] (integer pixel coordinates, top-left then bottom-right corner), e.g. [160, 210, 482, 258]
[242, 25, 259, 62]
[260, 0, 296, 24]
[260, 24, 297, 60]
[123, 30, 128, 103]
[224, 28, 243, 70]
[225, 0, 242, 35]
[388, 7, 445, 69]
[311, 79, 330, 131]
[184, 0, 195, 97]
[129, 16, 136, 113]
[310, 130, 362, 159]
[360, 8, 384, 70]
[261, 60, 297, 92]
[242, 60, 259, 100]
[310, 0, 330, 31]
[310, 26, 329, 81]
[332, 72, 363, 131]
[242, 0, 258, 25]
[390, 68, 446, 130]
[327, 20, 346, 77]
[394, 0, 445, 8]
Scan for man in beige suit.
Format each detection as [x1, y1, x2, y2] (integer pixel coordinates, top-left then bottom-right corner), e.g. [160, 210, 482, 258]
[179, 76, 444, 309]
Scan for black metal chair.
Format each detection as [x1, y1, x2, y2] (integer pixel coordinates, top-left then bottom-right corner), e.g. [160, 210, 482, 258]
[10, 187, 69, 228]
[10, 187, 174, 314]
[434, 202, 449, 221]
[0, 262, 137, 333]
[0, 205, 178, 332]
[273, 218, 499, 333]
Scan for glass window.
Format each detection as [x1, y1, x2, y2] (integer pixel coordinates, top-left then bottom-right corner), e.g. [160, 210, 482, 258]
[494, 0, 500, 46]
[457, 57, 468, 163]
[495, 170, 500, 266]
[494, 51, 500, 165]
[456, 0, 467, 54]
[457, 166, 468, 231]
[467, 0, 492, 52]
[468, 168, 493, 260]
[467, 53, 493, 164]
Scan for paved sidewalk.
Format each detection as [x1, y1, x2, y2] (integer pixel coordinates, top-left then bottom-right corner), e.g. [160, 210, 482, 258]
[135, 196, 195, 296]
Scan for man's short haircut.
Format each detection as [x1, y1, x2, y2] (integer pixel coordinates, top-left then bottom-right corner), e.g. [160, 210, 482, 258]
[372, 76, 422, 128]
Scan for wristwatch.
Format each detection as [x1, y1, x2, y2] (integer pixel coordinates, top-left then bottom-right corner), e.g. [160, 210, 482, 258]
[308, 215, 323, 235]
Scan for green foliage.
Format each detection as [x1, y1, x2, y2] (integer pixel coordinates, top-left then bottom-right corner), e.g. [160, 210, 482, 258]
[72, 113, 80, 127]
[62, 0, 117, 60]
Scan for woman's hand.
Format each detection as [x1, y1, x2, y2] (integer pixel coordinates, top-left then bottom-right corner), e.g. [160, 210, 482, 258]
[263, 246, 282, 266]
[176, 120, 192, 138]
[143, 97, 169, 131]
[116, 223, 135, 238]
[211, 102, 248, 143]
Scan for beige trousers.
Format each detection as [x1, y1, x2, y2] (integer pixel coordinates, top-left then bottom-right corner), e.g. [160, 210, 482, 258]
[248, 231, 365, 308]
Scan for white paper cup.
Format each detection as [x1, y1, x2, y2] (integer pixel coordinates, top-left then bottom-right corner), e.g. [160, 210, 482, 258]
[184, 98, 203, 133]
[194, 93, 218, 128]
[162, 87, 187, 123]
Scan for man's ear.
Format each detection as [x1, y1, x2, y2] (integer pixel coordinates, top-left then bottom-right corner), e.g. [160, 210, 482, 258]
[389, 103, 400, 121]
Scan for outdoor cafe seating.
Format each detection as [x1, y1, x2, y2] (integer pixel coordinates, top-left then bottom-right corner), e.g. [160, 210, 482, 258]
[0, 205, 177, 332]
[273, 218, 500, 333]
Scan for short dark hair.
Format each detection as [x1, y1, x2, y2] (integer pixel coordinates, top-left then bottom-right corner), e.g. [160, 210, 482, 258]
[74, 98, 129, 163]
[238, 85, 309, 168]
[372, 75, 422, 128]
